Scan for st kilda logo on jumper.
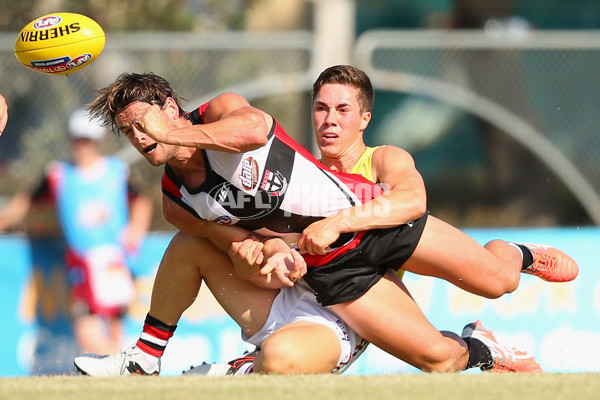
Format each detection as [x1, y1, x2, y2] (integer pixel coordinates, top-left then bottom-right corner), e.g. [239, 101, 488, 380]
[260, 169, 288, 196]
[207, 158, 285, 220]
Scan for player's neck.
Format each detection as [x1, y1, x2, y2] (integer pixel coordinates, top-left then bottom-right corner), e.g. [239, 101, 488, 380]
[168, 148, 207, 189]
[322, 143, 367, 173]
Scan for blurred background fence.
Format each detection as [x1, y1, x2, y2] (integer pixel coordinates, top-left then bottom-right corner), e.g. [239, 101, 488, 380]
[354, 29, 600, 226]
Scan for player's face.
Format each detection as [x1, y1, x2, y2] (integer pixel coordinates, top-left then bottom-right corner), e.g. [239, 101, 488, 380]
[312, 84, 371, 157]
[115, 101, 178, 166]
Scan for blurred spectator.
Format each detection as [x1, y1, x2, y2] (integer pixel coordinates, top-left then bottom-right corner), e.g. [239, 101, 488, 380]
[0, 108, 153, 354]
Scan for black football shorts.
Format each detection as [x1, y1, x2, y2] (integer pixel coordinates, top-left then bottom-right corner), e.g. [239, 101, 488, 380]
[303, 212, 428, 306]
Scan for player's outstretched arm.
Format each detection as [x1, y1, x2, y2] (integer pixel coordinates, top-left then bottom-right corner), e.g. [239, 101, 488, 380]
[137, 93, 270, 153]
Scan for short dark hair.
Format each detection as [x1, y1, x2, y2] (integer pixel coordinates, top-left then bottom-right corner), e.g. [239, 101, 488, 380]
[87, 72, 186, 134]
[312, 65, 374, 113]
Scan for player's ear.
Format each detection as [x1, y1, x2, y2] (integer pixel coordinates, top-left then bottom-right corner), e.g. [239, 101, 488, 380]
[163, 97, 180, 118]
[360, 111, 371, 130]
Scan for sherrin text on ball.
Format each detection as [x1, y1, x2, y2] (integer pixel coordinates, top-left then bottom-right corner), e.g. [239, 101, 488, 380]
[14, 12, 105, 75]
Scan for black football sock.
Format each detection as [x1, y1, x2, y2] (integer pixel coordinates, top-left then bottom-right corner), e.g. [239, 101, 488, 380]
[463, 337, 494, 370]
[514, 244, 534, 270]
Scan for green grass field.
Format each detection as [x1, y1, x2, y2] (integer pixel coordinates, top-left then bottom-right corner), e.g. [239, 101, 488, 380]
[2, 373, 599, 400]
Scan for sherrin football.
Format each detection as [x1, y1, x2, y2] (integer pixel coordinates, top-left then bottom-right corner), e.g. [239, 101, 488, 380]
[14, 12, 105, 75]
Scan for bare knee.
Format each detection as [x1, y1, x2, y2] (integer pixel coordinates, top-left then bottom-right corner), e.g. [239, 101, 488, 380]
[477, 275, 518, 299]
[167, 231, 200, 254]
[167, 231, 223, 274]
[257, 339, 304, 374]
[257, 336, 336, 374]
[414, 335, 468, 373]
[414, 340, 458, 372]
[169, 231, 208, 251]
[481, 239, 521, 297]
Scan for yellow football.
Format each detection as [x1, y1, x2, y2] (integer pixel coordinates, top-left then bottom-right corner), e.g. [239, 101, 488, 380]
[14, 12, 105, 76]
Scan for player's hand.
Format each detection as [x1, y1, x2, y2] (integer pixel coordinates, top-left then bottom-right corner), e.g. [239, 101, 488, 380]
[289, 248, 307, 281]
[298, 218, 341, 255]
[228, 238, 265, 280]
[0, 94, 8, 134]
[134, 103, 172, 144]
[259, 249, 306, 287]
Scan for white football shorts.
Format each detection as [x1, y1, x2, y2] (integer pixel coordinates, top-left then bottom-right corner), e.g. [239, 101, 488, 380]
[242, 279, 368, 373]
